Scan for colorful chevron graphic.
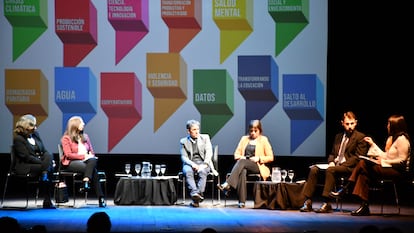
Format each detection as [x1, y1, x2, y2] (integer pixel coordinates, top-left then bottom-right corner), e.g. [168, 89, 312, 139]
[4, 0, 48, 61]
[108, 0, 149, 65]
[55, 0, 98, 67]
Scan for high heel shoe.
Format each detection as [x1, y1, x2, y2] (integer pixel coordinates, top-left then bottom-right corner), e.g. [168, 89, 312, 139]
[99, 197, 106, 208]
[217, 183, 231, 196]
[351, 202, 370, 216]
[329, 188, 346, 198]
[41, 173, 49, 182]
[79, 181, 91, 193]
[83, 180, 90, 190]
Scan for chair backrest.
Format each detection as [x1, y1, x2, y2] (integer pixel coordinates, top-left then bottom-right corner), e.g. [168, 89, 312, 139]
[212, 145, 218, 168]
[57, 144, 64, 160]
[210, 145, 219, 176]
[57, 144, 65, 172]
[406, 147, 414, 180]
[9, 145, 16, 173]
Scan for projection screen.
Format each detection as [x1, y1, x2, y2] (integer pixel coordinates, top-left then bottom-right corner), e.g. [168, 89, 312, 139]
[0, 0, 327, 156]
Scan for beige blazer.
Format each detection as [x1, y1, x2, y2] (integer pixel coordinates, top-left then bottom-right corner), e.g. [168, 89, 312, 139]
[234, 135, 274, 180]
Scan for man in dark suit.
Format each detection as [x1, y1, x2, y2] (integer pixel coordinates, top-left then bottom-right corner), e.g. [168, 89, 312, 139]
[180, 119, 213, 207]
[300, 111, 369, 213]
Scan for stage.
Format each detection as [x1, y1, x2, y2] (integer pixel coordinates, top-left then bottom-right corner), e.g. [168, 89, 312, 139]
[1, 197, 413, 233]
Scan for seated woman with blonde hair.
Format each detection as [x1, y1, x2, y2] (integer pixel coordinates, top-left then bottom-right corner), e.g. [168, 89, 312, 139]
[60, 116, 106, 207]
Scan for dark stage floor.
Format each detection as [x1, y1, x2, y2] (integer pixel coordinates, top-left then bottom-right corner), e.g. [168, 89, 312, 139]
[1, 197, 413, 233]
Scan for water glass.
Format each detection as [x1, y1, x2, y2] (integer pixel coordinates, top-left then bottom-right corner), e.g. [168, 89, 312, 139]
[125, 163, 131, 175]
[160, 164, 167, 176]
[135, 163, 141, 176]
[281, 169, 287, 182]
[155, 164, 161, 176]
[288, 170, 295, 183]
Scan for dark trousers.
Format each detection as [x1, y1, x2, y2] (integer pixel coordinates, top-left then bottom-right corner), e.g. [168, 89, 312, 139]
[66, 158, 104, 198]
[226, 159, 260, 203]
[302, 164, 352, 200]
[16, 152, 54, 202]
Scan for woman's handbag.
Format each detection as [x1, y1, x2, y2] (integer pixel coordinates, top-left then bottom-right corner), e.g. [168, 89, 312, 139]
[55, 181, 69, 203]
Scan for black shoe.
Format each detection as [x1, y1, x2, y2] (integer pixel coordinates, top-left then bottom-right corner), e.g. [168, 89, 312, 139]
[238, 202, 245, 208]
[299, 199, 313, 212]
[315, 202, 333, 213]
[98, 197, 106, 208]
[191, 193, 202, 202]
[199, 193, 205, 203]
[42, 200, 56, 209]
[330, 188, 346, 198]
[351, 203, 370, 216]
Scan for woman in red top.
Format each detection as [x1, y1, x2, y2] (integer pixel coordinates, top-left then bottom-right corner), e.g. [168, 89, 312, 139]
[60, 116, 106, 207]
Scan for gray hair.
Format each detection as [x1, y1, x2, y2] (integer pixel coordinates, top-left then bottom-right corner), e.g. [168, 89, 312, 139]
[186, 119, 200, 130]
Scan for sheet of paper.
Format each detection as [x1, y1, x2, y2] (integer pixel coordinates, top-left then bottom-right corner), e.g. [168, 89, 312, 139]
[312, 163, 329, 169]
[359, 155, 391, 167]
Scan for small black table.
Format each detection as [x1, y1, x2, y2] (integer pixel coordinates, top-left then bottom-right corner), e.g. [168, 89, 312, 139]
[253, 181, 306, 210]
[114, 176, 178, 205]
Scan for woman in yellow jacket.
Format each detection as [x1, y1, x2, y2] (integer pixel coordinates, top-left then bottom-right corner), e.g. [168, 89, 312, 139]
[218, 119, 274, 208]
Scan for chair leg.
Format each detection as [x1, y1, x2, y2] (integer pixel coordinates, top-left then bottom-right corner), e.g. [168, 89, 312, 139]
[103, 180, 107, 199]
[182, 177, 186, 204]
[24, 180, 30, 209]
[211, 181, 214, 205]
[334, 177, 345, 212]
[34, 186, 40, 207]
[1, 177, 38, 209]
[392, 182, 400, 215]
[224, 193, 227, 207]
[380, 181, 400, 215]
[215, 176, 221, 206]
[72, 178, 76, 207]
[1, 176, 10, 208]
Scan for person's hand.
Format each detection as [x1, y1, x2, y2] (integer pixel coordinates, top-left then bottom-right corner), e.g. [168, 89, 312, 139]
[364, 137, 374, 146]
[250, 156, 259, 163]
[375, 156, 382, 165]
[192, 164, 199, 171]
[83, 151, 95, 161]
[328, 161, 335, 167]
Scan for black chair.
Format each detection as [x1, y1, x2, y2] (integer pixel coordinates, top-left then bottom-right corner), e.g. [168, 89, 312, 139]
[369, 152, 413, 216]
[329, 175, 347, 212]
[371, 178, 400, 215]
[1, 146, 40, 209]
[57, 144, 107, 207]
[177, 145, 220, 205]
